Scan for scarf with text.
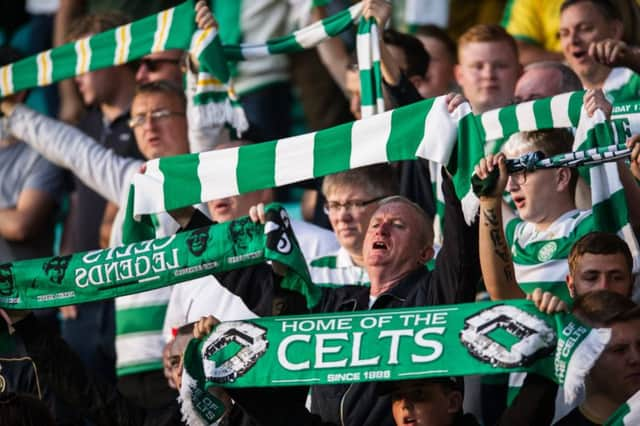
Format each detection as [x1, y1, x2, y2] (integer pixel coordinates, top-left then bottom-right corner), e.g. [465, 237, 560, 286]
[0, 204, 318, 310]
[180, 300, 610, 425]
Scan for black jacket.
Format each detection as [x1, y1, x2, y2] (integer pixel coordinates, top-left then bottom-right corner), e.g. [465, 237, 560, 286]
[13, 314, 183, 426]
[310, 170, 480, 426]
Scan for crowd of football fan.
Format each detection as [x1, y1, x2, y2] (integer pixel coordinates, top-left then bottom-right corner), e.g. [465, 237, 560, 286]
[2, 0, 640, 425]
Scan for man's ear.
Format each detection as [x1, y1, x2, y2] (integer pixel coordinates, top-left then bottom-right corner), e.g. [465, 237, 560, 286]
[418, 246, 434, 264]
[454, 64, 464, 87]
[407, 75, 425, 92]
[556, 168, 573, 192]
[447, 390, 463, 414]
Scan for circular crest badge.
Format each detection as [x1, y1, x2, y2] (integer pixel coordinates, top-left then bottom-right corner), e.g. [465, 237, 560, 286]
[0, 374, 5, 392]
[537, 241, 558, 262]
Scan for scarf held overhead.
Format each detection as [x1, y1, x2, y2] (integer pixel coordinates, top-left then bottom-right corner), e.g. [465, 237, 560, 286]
[180, 300, 610, 425]
[0, 204, 318, 310]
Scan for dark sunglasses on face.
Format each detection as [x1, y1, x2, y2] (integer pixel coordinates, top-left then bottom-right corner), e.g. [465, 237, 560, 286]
[137, 58, 181, 72]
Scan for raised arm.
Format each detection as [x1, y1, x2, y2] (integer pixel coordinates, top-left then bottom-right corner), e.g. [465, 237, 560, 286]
[475, 153, 525, 300]
[1, 100, 141, 205]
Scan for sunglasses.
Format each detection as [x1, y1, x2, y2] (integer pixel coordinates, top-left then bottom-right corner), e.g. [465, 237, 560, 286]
[137, 58, 181, 72]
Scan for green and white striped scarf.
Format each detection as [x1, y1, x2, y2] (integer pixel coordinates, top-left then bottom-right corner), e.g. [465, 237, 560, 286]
[0, 0, 248, 133]
[221, 2, 363, 60]
[0, 1, 368, 133]
[605, 390, 640, 425]
[129, 95, 458, 219]
[356, 17, 384, 118]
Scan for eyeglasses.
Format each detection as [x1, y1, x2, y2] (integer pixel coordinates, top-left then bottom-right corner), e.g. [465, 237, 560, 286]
[323, 196, 386, 215]
[128, 109, 185, 128]
[509, 170, 527, 185]
[137, 57, 181, 72]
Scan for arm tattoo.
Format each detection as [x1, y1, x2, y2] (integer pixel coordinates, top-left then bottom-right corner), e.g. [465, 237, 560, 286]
[484, 208, 515, 282]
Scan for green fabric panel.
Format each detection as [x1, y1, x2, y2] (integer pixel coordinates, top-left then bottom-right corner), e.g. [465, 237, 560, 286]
[117, 360, 163, 376]
[159, 153, 202, 212]
[310, 255, 338, 268]
[505, 217, 522, 246]
[266, 36, 303, 55]
[50, 43, 77, 82]
[593, 189, 628, 233]
[88, 29, 117, 71]
[512, 35, 542, 46]
[500, 0, 516, 27]
[313, 122, 353, 177]
[533, 96, 553, 130]
[386, 98, 433, 161]
[128, 14, 157, 59]
[116, 304, 168, 335]
[498, 103, 520, 137]
[12, 57, 38, 92]
[359, 68, 374, 106]
[568, 91, 584, 126]
[237, 141, 277, 194]
[164, 1, 195, 50]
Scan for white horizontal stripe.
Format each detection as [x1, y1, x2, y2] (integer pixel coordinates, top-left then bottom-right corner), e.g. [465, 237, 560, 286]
[239, 45, 270, 59]
[131, 160, 164, 218]
[116, 286, 173, 310]
[416, 96, 459, 164]
[294, 22, 328, 49]
[274, 132, 316, 186]
[514, 259, 569, 284]
[198, 147, 240, 202]
[116, 331, 165, 368]
[309, 265, 367, 286]
[350, 110, 391, 168]
[551, 92, 573, 128]
[515, 100, 536, 132]
[481, 108, 502, 140]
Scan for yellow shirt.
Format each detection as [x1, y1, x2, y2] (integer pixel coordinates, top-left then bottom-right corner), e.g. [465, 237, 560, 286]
[502, 0, 563, 52]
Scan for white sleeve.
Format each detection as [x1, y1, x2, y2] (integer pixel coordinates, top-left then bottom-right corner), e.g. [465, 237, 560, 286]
[6, 105, 142, 204]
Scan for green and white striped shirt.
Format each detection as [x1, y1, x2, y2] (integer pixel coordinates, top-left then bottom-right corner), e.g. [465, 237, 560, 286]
[505, 209, 593, 302]
[309, 247, 369, 288]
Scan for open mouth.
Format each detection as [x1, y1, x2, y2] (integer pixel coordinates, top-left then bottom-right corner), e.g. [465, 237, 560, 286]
[212, 201, 230, 211]
[372, 241, 388, 250]
[402, 416, 417, 425]
[513, 196, 525, 209]
[572, 50, 587, 61]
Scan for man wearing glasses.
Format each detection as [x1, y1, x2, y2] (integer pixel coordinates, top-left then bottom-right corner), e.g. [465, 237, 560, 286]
[0, 80, 195, 410]
[308, 164, 398, 287]
[135, 51, 184, 86]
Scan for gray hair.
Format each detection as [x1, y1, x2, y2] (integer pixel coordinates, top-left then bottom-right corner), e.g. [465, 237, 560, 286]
[524, 61, 583, 92]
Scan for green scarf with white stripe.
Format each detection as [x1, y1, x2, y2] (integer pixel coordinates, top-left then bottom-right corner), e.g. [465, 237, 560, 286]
[0, 0, 249, 133]
[0, 204, 317, 310]
[128, 95, 457, 218]
[180, 300, 610, 425]
[356, 17, 384, 118]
